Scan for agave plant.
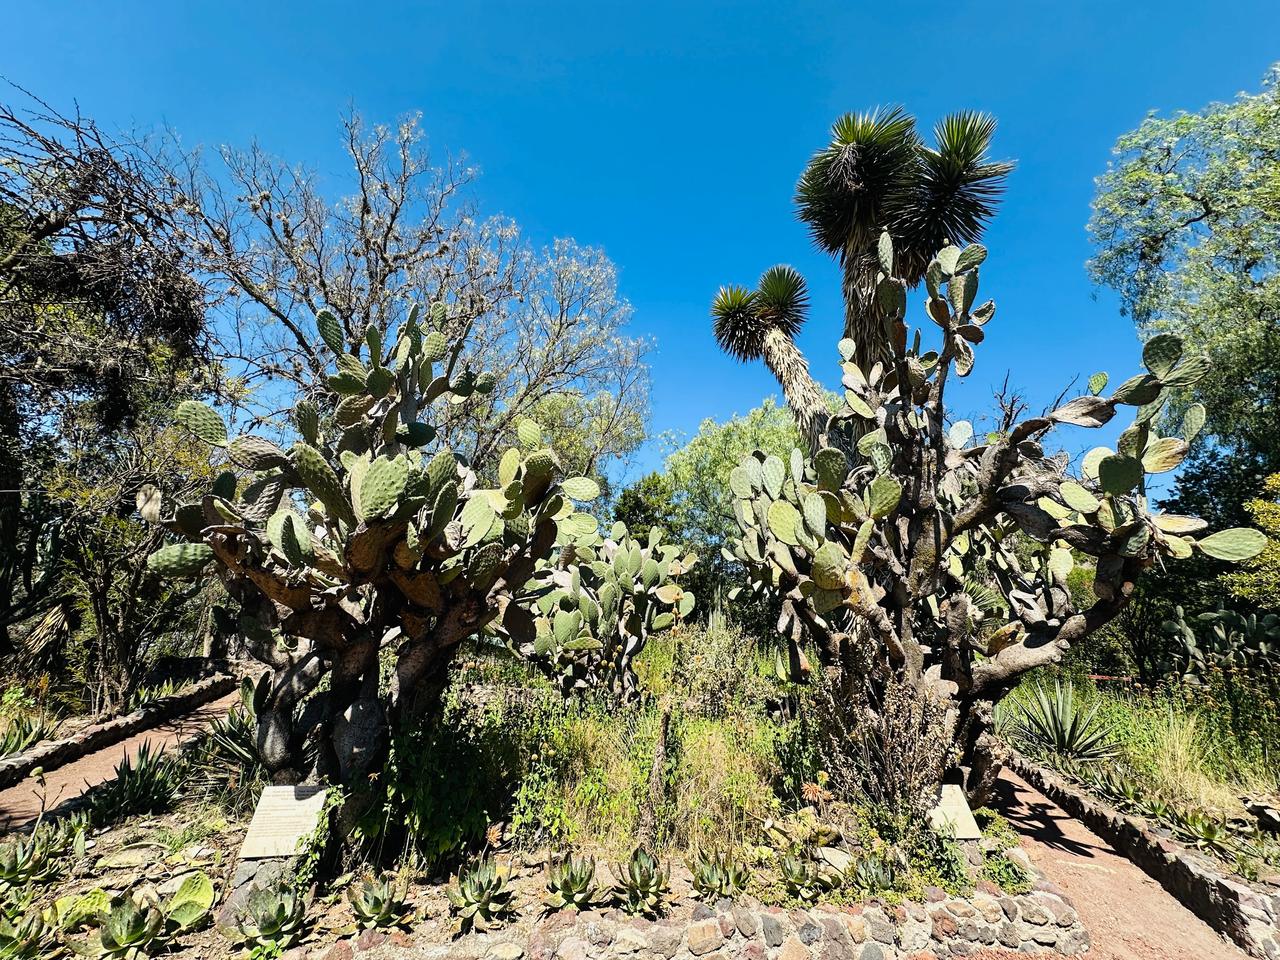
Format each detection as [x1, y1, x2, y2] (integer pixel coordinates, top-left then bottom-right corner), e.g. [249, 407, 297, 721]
[1171, 809, 1238, 859]
[1003, 681, 1117, 763]
[544, 855, 597, 911]
[0, 715, 56, 759]
[230, 880, 307, 952]
[346, 872, 412, 930]
[609, 848, 668, 918]
[126, 680, 183, 712]
[89, 743, 180, 826]
[0, 834, 58, 894]
[0, 909, 55, 960]
[848, 853, 898, 895]
[446, 858, 514, 935]
[687, 849, 748, 901]
[96, 894, 165, 959]
[778, 852, 830, 904]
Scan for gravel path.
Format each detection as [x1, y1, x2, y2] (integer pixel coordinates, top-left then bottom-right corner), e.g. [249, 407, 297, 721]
[995, 769, 1247, 960]
[0, 690, 239, 830]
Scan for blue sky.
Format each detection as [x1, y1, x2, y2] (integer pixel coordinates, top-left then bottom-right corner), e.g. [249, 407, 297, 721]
[7, 2, 1278, 483]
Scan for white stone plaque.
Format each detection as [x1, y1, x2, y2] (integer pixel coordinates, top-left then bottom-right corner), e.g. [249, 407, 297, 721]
[239, 785, 329, 859]
[928, 782, 982, 840]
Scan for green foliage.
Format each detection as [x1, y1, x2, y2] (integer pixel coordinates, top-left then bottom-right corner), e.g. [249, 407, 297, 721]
[1224, 473, 1280, 606]
[544, 855, 598, 911]
[446, 858, 514, 934]
[0, 909, 54, 959]
[346, 872, 412, 930]
[1001, 680, 1118, 763]
[1090, 64, 1280, 466]
[89, 743, 181, 826]
[191, 679, 266, 815]
[609, 848, 668, 917]
[125, 679, 184, 712]
[1163, 604, 1280, 683]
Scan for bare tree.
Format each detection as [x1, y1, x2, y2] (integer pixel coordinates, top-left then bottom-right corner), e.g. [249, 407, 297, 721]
[179, 112, 650, 476]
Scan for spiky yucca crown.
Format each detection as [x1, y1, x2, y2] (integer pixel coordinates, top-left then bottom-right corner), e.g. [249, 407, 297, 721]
[711, 264, 809, 361]
[795, 106, 1012, 284]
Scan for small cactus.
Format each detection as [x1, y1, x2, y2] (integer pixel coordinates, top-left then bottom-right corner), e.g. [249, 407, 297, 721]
[230, 880, 307, 952]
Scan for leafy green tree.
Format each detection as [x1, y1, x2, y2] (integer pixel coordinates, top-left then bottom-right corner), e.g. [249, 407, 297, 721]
[1224, 472, 1280, 608]
[1090, 64, 1280, 466]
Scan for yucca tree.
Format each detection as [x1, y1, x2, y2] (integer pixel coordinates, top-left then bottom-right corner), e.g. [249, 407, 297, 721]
[712, 265, 829, 451]
[795, 107, 1012, 371]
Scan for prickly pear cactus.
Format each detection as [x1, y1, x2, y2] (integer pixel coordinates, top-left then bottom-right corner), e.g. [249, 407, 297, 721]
[140, 302, 602, 784]
[501, 518, 697, 698]
[717, 235, 1265, 803]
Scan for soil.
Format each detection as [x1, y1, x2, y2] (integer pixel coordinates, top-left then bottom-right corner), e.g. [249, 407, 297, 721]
[993, 769, 1248, 960]
[0, 690, 240, 830]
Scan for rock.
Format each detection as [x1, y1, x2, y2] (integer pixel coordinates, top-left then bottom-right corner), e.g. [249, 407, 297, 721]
[857, 945, 885, 960]
[556, 937, 589, 960]
[998, 921, 1020, 949]
[778, 936, 810, 960]
[932, 914, 958, 939]
[944, 900, 975, 919]
[687, 919, 725, 956]
[733, 905, 758, 938]
[354, 929, 386, 951]
[585, 917, 615, 948]
[1019, 901, 1051, 926]
[796, 918, 822, 945]
[692, 903, 716, 921]
[324, 942, 355, 960]
[651, 924, 685, 959]
[761, 912, 789, 948]
[742, 941, 767, 960]
[612, 929, 647, 954]
[489, 943, 525, 960]
[842, 915, 866, 944]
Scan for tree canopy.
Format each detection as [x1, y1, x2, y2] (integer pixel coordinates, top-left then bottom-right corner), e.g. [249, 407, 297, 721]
[1089, 64, 1280, 466]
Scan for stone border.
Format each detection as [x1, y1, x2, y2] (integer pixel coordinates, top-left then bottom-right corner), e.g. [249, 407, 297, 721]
[1010, 754, 1280, 959]
[302, 889, 1088, 960]
[0, 674, 237, 791]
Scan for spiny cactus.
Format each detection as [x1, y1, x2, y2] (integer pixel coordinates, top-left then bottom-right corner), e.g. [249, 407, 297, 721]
[508, 519, 697, 698]
[715, 234, 1265, 805]
[609, 848, 668, 918]
[446, 858, 514, 935]
[544, 854, 598, 911]
[140, 300, 611, 784]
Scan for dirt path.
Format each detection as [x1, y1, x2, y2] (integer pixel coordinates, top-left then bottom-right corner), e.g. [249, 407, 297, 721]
[0, 691, 240, 830]
[994, 770, 1247, 960]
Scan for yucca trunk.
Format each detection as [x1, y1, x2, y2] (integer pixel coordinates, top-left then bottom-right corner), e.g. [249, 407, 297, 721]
[840, 254, 891, 375]
[760, 328, 828, 454]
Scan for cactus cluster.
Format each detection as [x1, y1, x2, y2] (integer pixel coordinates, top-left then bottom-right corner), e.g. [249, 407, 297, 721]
[509, 521, 697, 698]
[141, 300, 655, 783]
[717, 235, 1265, 801]
[687, 848, 749, 901]
[1163, 606, 1280, 682]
